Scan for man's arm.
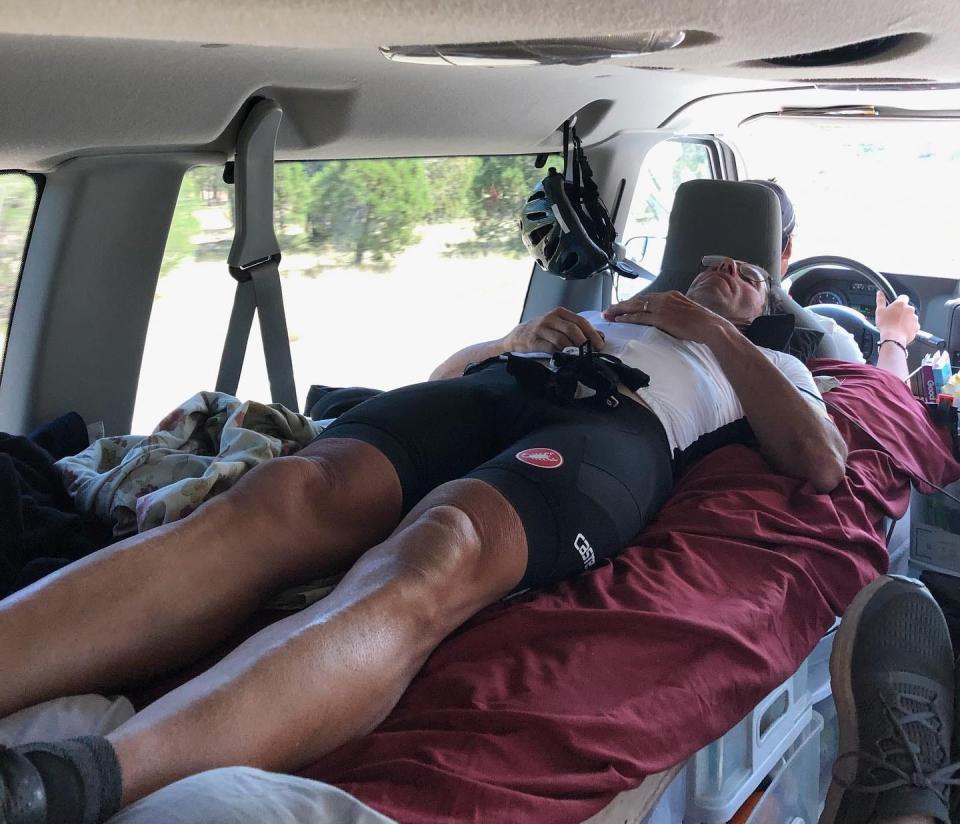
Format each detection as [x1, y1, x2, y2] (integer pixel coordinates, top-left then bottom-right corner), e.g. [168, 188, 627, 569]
[604, 291, 848, 492]
[429, 308, 604, 380]
[874, 292, 920, 380]
[704, 326, 848, 492]
[430, 338, 510, 381]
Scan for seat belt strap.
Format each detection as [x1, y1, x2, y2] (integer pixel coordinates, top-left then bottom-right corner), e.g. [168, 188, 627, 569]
[217, 275, 257, 400]
[214, 98, 299, 412]
[217, 258, 298, 411]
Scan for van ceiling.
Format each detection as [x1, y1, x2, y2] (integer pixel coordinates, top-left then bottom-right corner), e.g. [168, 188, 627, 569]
[1, 0, 959, 169]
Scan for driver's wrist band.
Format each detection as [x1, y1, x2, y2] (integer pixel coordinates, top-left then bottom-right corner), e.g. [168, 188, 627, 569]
[879, 339, 909, 356]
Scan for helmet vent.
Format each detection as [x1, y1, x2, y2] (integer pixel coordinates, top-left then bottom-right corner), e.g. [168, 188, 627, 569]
[526, 211, 547, 221]
[528, 225, 551, 245]
[543, 236, 560, 260]
[561, 252, 580, 271]
[527, 191, 546, 203]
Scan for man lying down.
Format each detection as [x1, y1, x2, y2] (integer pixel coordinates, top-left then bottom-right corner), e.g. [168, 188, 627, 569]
[0, 252, 921, 822]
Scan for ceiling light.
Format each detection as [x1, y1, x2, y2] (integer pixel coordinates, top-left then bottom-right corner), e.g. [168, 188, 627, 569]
[380, 32, 687, 67]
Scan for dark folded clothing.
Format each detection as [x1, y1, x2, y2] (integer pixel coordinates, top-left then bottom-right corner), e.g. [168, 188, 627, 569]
[0, 432, 110, 596]
[28, 411, 90, 461]
[305, 385, 383, 420]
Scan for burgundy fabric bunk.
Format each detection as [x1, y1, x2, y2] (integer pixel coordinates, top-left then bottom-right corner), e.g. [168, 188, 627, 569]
[296, 361, 959, 823]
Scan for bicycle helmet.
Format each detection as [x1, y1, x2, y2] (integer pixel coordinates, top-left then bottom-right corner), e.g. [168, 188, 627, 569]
[520, 122, 643, 280]
[520, 169, 612, 279]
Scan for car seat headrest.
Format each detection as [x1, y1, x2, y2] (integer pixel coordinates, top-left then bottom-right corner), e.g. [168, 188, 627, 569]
[645, 179, 782, 296]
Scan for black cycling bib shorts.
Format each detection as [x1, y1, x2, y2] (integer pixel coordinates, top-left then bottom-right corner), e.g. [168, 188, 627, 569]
[315, 362, 674, 591]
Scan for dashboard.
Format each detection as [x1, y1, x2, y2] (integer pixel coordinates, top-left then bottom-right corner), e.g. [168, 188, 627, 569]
[788, 267, 919, 322]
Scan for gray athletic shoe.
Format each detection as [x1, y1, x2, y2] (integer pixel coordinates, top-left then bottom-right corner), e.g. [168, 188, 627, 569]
[820, 575, 960, 824]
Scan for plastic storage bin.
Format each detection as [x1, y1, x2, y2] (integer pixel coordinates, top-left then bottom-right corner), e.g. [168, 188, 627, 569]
[639, 765, 687, 824]
[813, 695, 838, 809]
[806, 624, 838, 705]
[686, 661, 812, 823]
[745, 712, 824, 824]
[909, 482, 960, 578]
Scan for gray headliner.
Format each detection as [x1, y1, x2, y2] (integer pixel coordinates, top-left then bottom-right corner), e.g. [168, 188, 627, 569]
[2, 0, 960, 169]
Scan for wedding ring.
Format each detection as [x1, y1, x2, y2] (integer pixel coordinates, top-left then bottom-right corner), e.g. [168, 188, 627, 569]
[642, 300, 649, 312]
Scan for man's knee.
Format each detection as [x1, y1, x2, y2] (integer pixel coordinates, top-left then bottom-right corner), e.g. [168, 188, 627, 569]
[396, 503, 483, 581]
[234, 454, 335, 514]
[388, 495, 525, 624]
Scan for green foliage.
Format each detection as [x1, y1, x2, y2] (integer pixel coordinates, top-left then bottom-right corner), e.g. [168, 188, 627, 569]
[469, 156, 534, 252]
[190, 165, 232, 206]
[423, 156, 480, 221]
[306, 159, 432, 264]
[158, 153, 563, 275]
[274, 163, 312, 233]
[462, 154, 562, 256]
[160, 170, 203, 276]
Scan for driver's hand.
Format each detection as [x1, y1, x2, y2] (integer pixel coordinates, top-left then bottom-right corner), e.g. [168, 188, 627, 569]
[504, 307, 604, 353]
[875, 292, 919, 347]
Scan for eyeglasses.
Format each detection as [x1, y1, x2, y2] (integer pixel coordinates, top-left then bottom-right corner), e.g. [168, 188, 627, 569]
[701, 255, 770, 286]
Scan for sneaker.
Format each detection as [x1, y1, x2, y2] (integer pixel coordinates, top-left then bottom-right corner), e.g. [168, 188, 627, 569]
[820, 575, 960, 824]
[953, 651, 960, 824]
[0, 745, 48, 823]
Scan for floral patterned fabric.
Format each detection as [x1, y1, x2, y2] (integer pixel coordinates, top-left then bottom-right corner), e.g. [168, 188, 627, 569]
[57, 392, 326, 537]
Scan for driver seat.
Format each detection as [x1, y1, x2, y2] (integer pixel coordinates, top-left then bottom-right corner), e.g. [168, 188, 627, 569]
[643, 179, 862, 361]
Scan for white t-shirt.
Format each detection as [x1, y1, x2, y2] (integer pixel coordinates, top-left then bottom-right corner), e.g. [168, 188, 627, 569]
[577, 311, 826, 453]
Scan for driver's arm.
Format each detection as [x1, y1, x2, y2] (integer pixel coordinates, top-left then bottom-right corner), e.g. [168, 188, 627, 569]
[874, 292, 920, 381]
[429, 308, 604, 380]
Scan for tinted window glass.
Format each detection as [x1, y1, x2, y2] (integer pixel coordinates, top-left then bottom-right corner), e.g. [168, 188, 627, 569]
[617, 140, 714, 300]
[133, 155, 559, 432]
[0, 173, 39, 370]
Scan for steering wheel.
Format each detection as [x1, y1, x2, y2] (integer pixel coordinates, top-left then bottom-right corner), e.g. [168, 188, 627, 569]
[784, 255, 897, 364]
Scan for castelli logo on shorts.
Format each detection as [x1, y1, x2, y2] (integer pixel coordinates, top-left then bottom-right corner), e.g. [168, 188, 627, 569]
[515, 448, 564, 469]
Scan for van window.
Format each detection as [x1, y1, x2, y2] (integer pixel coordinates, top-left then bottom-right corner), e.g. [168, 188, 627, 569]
[133, 155, 559, 433]
[0, 173, 39, 370]
[618, 139, 715, 299]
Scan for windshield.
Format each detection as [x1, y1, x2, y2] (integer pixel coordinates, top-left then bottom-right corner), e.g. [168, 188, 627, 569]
[733, 117, 960, 277]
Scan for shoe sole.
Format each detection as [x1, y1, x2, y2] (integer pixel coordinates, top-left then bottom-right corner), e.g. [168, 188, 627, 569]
[819, 574, 893, 824]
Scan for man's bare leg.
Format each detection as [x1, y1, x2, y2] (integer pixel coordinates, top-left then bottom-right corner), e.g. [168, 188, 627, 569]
[0, 438, 402, 718]
[878, 818, 936, 823]
[106, 477, 526, 806]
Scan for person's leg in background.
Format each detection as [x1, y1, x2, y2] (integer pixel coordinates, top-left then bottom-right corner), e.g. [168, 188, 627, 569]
[0, 437, 404, 720]
[820, 575, 960, 824]
[0, 371, 676, 824]
[0, 475, 529, 824]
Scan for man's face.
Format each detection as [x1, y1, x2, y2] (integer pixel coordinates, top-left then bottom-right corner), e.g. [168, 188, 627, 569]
[685, 257, 769, 325]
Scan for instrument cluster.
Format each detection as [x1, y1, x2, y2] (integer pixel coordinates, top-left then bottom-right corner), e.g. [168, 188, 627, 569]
[794, 271, 918, 324]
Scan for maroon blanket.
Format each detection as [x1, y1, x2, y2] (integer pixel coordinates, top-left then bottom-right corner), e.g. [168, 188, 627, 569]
[302, 361, 960, 823]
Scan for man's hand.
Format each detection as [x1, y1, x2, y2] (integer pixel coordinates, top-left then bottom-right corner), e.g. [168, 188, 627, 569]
[603, 290, 735, 345]
[875, 292, 920, 347]
[505, 307, 605, 353]
[429, 307, 603, 380]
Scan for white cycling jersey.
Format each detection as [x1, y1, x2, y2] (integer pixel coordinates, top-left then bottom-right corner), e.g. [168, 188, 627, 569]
[577, 311, 826, 453]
